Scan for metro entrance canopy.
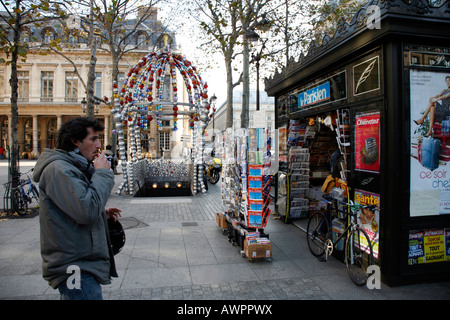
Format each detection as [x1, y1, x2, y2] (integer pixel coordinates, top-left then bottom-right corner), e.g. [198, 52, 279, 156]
[109, 50, 214, 195]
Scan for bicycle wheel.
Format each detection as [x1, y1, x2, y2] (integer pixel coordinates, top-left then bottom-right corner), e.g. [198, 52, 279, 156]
[13, 189, 28, 215]
[30, 184, 40, 204]
[345, 226, 374, 286]
[306, 211, 330, 257]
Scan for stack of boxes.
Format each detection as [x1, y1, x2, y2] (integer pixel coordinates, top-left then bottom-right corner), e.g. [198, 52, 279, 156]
[243, 231, 272, 261]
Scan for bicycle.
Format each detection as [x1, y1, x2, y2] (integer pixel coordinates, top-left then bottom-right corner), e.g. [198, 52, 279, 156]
[306, 193, 376, 286]
[12, 168, 40, 215]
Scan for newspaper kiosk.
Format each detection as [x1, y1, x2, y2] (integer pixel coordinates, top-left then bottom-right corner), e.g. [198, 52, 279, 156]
[265, 0, 450, 286]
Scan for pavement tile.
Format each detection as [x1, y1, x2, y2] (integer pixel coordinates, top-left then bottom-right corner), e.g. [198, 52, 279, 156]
[0, 164, 449, 300]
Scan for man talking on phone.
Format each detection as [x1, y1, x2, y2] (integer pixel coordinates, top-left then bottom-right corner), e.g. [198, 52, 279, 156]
[33, 117, 122, 300]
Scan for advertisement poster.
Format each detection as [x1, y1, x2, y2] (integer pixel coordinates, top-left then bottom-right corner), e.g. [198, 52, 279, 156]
[410, 70, 450, 217]
[424, 229, 446, 263]
[408, 231, 425, 265]
[408, 228, 449, 265]
[355, 112, 380, 173]
[354, 189, 380, 259]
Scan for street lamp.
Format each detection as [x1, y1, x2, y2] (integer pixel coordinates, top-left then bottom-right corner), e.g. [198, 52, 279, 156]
[94, 99, 100, 114]
[209, 93, 217, 108]
[81, 97, 87, 113]
[253, 51, 261, 111]
[209, 94, 217, 141]
[82, 97, 101, 114]
[245, 29, 260, 43]
[252, 16, 271, 112]
[255, 16, 271, 33]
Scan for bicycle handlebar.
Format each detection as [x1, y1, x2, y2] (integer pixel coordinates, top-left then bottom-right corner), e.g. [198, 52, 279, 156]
[322, 194, 377, 214]
[18, 168, 34, 178]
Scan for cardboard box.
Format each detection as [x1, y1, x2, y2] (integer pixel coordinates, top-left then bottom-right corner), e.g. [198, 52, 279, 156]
[244, 239, 272, 260]
[216, 213, 228, 229]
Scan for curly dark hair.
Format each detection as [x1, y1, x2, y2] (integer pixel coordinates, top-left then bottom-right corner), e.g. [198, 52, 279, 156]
[56, 117, 104, 151]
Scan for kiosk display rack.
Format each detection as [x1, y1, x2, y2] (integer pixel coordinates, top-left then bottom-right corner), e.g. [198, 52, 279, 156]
[288, 147, 310, 220]
[220, 128, 273, 262]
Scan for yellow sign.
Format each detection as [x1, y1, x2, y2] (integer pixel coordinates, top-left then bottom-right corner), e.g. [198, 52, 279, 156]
[423, 229, 445, 263]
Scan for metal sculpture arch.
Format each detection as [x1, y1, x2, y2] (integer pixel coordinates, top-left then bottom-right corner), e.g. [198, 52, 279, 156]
[109, 50, 214, 196]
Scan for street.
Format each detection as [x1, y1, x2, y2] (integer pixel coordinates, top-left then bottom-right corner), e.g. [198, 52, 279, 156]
[0, 159, 449, 300]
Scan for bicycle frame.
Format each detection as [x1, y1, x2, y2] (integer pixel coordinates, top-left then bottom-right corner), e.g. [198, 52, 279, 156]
[17, 170, 39, 204]
[307, 193, 376, 286]
[321, 197, 371, 260]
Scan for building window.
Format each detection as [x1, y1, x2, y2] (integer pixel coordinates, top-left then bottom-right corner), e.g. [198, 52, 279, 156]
[20, 32, 31, 43]
[18, 71, 30, 102]
[94, 72, 102, 98]
[65, 72, 78, 102]
[136, 32, 148, 46]
[116, 34, 124, 45]
[42, 28, 55, 44]
[41, 71, 53, 102]
[159, 132, 170, 151]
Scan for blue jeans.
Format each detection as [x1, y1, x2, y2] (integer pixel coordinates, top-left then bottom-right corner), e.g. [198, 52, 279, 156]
[58, 272, 103, 300]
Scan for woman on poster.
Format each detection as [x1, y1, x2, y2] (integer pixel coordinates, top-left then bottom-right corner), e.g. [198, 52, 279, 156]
[414, 75, 450, 137]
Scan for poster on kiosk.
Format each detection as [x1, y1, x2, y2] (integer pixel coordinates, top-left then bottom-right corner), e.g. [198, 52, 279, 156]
[410, 70, 450, 217]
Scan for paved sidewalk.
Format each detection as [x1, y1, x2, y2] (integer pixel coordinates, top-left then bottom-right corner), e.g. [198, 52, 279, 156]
[0, 167, 449, 300]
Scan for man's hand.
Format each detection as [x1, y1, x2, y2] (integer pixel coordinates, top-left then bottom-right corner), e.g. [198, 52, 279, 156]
[93, 150, 111, 170]
[106, 207, 122, 221]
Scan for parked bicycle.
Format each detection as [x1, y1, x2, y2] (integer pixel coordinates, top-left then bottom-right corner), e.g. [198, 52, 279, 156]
[12, 168, 39, 215]
[306, 192, 375, 286]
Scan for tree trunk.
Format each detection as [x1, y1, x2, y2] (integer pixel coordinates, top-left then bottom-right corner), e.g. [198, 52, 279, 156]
[9, 0, 22, 211]
[86, 0, 97, 117]
[240, 32, 250, 129]
[225, 57, 234, 129]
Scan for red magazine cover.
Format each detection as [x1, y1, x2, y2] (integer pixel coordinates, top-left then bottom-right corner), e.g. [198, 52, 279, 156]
[355, 112, 380, 173]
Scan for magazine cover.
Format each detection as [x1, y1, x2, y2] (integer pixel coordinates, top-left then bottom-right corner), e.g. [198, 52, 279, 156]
[410, 70, 450, 217]
[354, 189, 380, 259]
[355, 112, 380, 173]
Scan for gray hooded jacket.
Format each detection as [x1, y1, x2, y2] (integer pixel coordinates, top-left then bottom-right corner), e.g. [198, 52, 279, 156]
[33, 148, 117, 289]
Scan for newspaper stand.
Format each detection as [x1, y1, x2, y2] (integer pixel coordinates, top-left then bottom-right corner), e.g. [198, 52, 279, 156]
[221, 127, 274, 262]
[265, 1, 450, 286]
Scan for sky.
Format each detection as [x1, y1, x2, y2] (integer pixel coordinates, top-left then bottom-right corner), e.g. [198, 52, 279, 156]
[158, 1, 261, 108]
[175, 31, 229, 107]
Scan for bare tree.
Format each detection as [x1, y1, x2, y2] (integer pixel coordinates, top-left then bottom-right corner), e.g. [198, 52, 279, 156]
[236, 0, 272, 128]
[45, 0, 168, 153]
[180, 0, 242, 129]
[0, 0, 67, 211]
[93, 0, 167, 153]
[178, 0, 272, 129]
[93, 1, 167, 106]
[46, 1, 167, 114]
